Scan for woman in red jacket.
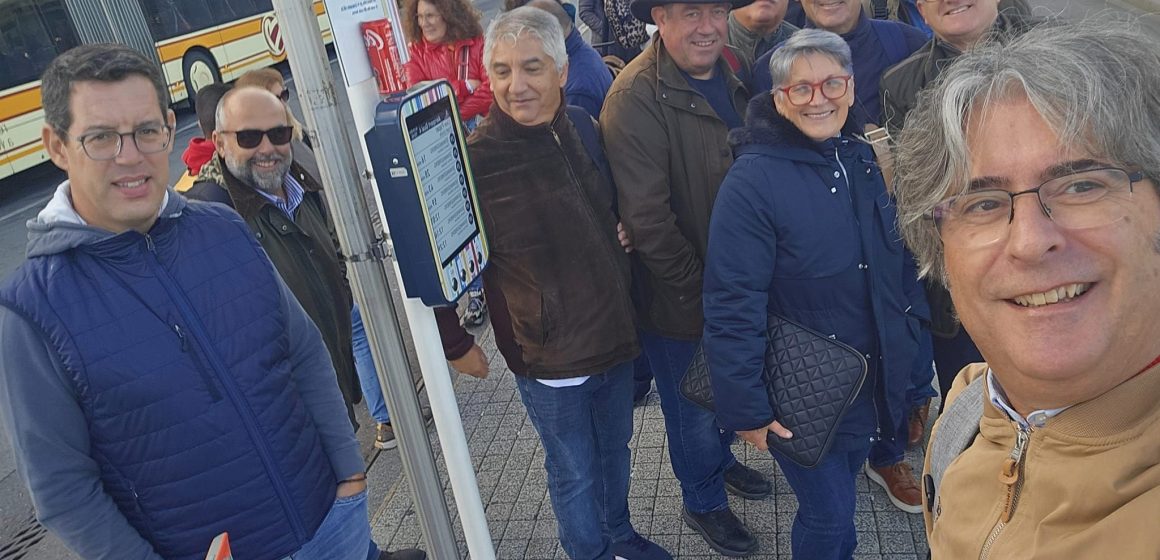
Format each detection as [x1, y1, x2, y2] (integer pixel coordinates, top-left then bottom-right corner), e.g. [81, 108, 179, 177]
[402, 0, 492, 123]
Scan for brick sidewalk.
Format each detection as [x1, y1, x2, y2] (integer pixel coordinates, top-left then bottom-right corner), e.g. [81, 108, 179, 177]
[369, 324, 932, 559]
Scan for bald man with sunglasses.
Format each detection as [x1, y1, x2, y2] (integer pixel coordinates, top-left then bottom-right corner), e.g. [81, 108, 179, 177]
[185, 86, 362, 430]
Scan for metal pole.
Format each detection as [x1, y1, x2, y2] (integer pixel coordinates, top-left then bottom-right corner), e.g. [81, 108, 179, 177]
[269, 1, 459, 557]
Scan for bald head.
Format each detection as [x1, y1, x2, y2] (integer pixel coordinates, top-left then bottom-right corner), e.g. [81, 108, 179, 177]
[527, 0, 573, 35]
[212, 86, 294, 195]
[215, 86, 289, 133]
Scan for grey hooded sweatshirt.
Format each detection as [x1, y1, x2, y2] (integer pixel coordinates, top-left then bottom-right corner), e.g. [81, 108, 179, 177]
[0, 183, 363, 559]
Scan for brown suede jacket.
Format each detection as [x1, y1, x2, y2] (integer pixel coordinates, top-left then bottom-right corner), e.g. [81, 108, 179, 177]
[600, 37, 749, 340]
[442, 101, 639, 379]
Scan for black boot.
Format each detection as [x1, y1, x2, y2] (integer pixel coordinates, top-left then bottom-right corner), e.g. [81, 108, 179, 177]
[723, 461, 772, 500]
[380, 549, 426, 560]
[681, 507, 759, 557]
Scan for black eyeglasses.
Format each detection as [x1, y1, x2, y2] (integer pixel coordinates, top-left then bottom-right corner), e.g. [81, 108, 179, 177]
[219, 126, 294, 149]
[930, 167, 1141, 248]
[75, 125, 173, 161]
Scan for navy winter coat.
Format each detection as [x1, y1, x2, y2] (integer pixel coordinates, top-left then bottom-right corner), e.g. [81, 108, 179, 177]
[703, 95, 928, 444]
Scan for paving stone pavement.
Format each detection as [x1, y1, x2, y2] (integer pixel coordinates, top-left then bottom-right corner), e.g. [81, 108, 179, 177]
[370, 322, 934, 560]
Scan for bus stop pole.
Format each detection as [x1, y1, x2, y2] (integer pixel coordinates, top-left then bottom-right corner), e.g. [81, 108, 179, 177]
[270, 0, 461, 557]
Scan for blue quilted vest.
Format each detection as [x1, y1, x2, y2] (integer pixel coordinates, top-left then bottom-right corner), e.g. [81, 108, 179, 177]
[0, 202, 336, 560]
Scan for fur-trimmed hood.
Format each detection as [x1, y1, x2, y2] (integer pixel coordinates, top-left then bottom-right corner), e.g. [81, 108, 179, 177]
[728, 92, 867, 157]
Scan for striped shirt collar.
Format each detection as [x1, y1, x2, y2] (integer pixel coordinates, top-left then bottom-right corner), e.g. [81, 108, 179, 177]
[254, 173, 305, 218]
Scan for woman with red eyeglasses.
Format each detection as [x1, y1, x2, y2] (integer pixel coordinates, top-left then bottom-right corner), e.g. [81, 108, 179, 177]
[702, 29, 931, 559]
[401, 0, 491, 126]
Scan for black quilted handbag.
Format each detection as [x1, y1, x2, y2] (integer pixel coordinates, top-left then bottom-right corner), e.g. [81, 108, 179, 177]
[681, 314, 868, 468]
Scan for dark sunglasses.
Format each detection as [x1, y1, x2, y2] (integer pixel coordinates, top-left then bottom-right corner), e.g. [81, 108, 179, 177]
[221, 126, 294, 149]
[277, 89, 291, 102]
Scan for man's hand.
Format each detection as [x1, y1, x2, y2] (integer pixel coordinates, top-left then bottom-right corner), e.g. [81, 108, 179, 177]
[336, 474, 367, 498]
[617, 221, 633, 253]
[736, 420, 793, 451]
[450, 344, 489, 379]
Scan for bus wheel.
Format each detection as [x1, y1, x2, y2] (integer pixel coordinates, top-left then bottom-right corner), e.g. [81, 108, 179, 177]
[183, 50, 222, 109]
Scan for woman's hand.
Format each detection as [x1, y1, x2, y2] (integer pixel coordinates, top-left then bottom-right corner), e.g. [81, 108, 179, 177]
[737, 421, 793, 451]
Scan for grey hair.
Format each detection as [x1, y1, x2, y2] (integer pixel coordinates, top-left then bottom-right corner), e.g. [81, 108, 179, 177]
[483, 6, 568, 73]
[767, 29, 853, 91]
[892, 18, 1160, 286]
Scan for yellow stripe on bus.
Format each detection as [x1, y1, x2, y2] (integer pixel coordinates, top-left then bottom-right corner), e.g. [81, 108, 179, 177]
[0, 143, 44, 167]
[0, 86, 42, 123]
[157, 19, 262, 63]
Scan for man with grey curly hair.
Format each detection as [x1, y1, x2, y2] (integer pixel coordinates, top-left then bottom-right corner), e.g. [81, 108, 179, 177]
[892, 20, 1160, 556]
[448, 7, 673, 560]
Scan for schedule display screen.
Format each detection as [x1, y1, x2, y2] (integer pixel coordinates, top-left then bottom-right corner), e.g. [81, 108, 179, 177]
[405, 95, 478, 267]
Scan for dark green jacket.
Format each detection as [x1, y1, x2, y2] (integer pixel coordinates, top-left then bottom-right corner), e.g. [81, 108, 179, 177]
[185, 153, 359, 423]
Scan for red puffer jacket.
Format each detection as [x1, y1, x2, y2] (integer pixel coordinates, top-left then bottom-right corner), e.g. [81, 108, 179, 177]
[404, 36, 492, 121]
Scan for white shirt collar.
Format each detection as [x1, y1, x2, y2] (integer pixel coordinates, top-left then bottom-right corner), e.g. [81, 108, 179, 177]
[985, 368, 1070, 430]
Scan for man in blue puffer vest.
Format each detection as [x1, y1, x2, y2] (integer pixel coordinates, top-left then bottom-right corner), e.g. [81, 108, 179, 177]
[0, 44, 423, 560]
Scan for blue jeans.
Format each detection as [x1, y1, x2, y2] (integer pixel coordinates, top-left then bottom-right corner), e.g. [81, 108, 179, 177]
[288, 490, 378, 560]
[869, 334, 937, 467]
[639, 330, 734, 513]
[775, 442, 873, 560]
[515, 362, 635, 560]
[352, 304, 390, 424]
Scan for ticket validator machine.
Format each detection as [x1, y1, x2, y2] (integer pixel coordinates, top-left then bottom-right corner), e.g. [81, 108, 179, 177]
[364, 80, 488, 305]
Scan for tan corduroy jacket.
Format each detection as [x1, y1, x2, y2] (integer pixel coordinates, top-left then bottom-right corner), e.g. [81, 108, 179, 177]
[924, 362, 1160, 558]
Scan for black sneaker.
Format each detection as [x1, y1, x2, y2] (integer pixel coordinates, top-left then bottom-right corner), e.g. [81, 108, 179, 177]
[611, 532, 672, 559]
[724, 461, 772, 500]
[681, 507, 759, 557]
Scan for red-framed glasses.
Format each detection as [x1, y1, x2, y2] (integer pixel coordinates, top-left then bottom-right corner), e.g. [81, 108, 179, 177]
[775, 75, 853, 106]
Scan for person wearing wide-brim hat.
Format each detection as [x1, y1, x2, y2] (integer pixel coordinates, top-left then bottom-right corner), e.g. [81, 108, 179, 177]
[629, 0, 753, 23]
[599, 0, 767, 557]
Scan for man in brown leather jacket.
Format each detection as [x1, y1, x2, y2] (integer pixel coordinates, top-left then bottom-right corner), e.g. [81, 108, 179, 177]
[600, 0, 768, 555]
[442, 8, 671, 559]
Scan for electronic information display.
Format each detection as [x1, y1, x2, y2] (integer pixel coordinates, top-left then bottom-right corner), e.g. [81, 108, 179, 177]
[365, 80, 488, 306]
[406, 95, 477, 267]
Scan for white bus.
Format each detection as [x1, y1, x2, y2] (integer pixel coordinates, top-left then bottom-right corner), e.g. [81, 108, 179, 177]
[0, 0, 332, 181]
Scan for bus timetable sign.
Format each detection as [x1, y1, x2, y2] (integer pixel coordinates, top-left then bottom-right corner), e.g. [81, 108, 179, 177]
[365, 80, 489, 306]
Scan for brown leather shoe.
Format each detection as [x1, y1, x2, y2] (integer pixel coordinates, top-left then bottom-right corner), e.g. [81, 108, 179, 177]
[865, 462, 923, 514]
[908, 399, 931, 448]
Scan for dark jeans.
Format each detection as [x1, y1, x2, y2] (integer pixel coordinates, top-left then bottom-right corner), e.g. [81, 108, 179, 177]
[514, 362, 635, 560]
[632, 340, 653, 401]
[639, 330, 734, 513]
[869, 334, 936, 467]
[933, 329, 983, 414]
[775, 441, 874, 560]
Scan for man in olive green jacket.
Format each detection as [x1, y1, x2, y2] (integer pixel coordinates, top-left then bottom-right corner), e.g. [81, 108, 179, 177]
[186, 87, 360, 428]
[600, 0, 766, 555]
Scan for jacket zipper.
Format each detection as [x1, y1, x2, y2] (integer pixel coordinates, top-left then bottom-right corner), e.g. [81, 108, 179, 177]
[833, 145, 882, 442]
[141, 234, 309, 542]
[550, 127, 633, 303]
[980, 426, 1030, 559]
[174, 324, 223, 401]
